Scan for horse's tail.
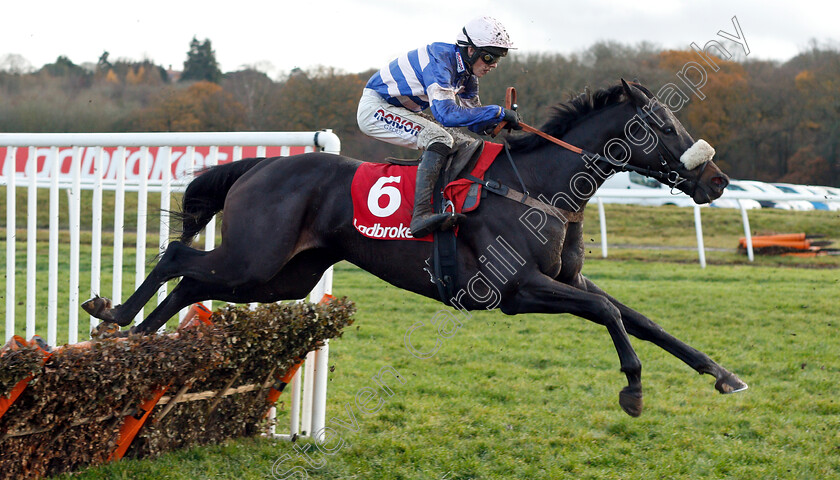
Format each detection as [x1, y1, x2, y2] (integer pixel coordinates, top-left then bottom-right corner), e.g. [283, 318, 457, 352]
[175, 157, 267, 245]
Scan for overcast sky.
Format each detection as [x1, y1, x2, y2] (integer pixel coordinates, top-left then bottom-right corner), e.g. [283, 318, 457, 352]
[2, 0, 837, 78]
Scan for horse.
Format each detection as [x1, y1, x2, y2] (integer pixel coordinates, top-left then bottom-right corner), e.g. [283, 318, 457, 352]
[83, 80, 747, 417]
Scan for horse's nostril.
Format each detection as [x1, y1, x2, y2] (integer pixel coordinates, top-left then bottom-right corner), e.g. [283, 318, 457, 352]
[712, 175, 729, 190]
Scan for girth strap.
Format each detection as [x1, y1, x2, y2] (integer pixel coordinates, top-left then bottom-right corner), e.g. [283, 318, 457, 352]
[463, 174, 584, 224]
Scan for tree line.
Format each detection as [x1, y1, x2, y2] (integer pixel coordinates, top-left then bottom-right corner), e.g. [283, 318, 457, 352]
[0, 38, 838, 186]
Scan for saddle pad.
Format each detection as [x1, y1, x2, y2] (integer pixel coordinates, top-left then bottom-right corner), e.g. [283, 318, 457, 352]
[351, 142, 504, 241]
[443, 142, 504, 213]
[351, 163, 430, 242]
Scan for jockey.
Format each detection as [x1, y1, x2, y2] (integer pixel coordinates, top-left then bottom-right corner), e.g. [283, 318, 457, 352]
[357, 16, 521, 238]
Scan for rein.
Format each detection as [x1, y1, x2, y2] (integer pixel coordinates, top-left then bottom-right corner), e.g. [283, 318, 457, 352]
[492, 87, 703, 196]
[492, 87, 583, 154]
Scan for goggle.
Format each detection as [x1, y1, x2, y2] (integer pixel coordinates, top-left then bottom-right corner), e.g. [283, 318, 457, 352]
[478, 50, 504, 65]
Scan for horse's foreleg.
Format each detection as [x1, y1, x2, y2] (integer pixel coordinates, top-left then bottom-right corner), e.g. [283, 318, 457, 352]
[580, 276, 748, 394]
[508, 273, 644, 417]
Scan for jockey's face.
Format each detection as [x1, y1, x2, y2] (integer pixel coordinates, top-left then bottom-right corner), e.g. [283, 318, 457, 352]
[468, 47, 499, 78]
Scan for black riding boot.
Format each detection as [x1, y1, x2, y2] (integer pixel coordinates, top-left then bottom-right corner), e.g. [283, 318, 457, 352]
[410, 143, 460, 238]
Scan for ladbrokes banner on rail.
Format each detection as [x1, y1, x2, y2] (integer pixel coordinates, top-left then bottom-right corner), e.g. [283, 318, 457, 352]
[0, 146, 312, 183]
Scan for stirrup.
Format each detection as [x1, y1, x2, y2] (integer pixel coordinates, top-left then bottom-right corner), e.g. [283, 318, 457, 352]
[439, 213, 466, 231]
[410, 212, 452, 238]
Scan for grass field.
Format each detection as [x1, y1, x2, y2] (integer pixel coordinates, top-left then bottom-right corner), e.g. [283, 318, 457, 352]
[18, 203, 833, 480]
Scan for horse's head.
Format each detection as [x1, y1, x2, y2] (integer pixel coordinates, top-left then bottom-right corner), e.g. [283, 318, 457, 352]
[619, 79, 729, 204]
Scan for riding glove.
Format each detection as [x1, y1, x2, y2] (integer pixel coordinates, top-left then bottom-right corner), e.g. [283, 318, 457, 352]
[502, 108, 523, 130]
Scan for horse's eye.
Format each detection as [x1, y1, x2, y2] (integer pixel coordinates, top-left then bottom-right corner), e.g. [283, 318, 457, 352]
[663, 127, 675, 135]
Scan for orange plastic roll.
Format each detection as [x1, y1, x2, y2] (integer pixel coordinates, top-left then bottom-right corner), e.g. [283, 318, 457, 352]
[745, 238, 811, 250]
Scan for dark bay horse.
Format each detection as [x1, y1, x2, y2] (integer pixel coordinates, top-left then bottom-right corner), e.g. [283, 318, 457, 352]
[83, 80, 747, 416]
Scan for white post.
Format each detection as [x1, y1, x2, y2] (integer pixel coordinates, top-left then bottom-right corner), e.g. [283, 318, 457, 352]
[693, 205, 706, 268]
[202, 147, 218, 311]
[48, 147, 59, 346]
[26, 147, 37, 340]
[69, 147, 82, 344]
[135, 147, 149, 324]
[308, 268, 333, 440]
[289, 366, 302, 437]
[597, 198, 608, 258]
[112, 147, 126, 306]
[738, 200, 754, 262]
[158, 148, 172, 307]
[91, 147, 104, 333]
[300, 352, 316, 436]
[5, 147, 16, 342]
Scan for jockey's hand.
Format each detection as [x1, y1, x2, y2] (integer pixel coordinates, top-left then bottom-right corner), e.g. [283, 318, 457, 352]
[502, 108, 523, 130]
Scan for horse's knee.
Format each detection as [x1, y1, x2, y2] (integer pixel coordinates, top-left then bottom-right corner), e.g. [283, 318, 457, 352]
[593, 297, 621, 325]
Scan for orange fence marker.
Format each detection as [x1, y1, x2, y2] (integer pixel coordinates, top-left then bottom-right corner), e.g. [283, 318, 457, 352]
[109, 386, 169, 461]
[109, 303, 214, 461]
[178, 303, 213, 329]
[0, 336, 52, 421]
[264, 295, 335, 415]
[266, 360, 304, 406]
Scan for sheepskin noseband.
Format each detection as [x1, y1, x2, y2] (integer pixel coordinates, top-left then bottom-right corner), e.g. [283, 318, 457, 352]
[680, 139, 715, 170]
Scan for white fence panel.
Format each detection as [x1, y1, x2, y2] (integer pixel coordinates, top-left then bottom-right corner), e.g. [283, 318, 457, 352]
[0, 130, 341, 440]
[592, 188, 839, 267]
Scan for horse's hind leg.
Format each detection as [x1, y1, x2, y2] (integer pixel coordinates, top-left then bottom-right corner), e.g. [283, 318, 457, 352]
[131, 249, 338, 334]
[129, 278, 226, 334]
[580, 276, 748, 394]
[82, 241, 207, 326]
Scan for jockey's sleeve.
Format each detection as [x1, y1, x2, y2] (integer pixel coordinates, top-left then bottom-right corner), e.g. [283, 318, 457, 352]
[428, 86, 502, 132]
[424, 45, 502, 130]
[458, 75, 481, 109]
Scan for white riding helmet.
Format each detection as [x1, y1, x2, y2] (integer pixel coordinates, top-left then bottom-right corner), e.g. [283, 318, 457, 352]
[456, 16, 516, 50]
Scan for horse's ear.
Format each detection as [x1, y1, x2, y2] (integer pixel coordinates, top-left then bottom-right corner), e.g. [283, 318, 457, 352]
[621, 78, 647, 107]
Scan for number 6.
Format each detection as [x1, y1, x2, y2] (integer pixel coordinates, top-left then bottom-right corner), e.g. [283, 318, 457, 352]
[368, 176, 402, 217]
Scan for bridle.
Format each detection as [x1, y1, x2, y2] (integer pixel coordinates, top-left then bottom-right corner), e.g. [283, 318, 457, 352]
[493, 87, 709, 198]
[632, 103, 708, 198]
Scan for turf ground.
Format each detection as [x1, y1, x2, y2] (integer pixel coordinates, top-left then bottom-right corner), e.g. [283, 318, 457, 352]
[40, 205, 839, 480]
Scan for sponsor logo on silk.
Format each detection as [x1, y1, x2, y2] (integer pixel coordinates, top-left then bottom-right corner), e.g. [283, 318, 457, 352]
[455, 51, 466, 73]
[373, 109, 424, 137]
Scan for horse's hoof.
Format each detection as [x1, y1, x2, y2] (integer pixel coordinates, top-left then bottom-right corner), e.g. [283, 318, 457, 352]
[91, 322, 127, 339]
[715, 372, 749, 394]
[82, 296, 115, 321]
[619, 387, 643, 417]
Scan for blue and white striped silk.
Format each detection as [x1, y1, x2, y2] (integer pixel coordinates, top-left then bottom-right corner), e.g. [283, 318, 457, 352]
[364, 42, 502, 133]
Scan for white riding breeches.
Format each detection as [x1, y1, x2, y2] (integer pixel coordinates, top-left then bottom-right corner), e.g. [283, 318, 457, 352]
[356, 88, 454, 150]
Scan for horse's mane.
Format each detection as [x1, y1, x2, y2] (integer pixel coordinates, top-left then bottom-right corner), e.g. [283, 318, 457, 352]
[507, 82, 654, 152]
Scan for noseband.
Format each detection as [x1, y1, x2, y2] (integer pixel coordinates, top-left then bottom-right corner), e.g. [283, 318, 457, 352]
[631, 104, 708, 198]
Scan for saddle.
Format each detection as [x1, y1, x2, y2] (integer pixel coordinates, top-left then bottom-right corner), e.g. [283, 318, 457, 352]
[370, 141, 484, 306]
[378, 140, 486, 187]
[364, 139, 580, 305]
